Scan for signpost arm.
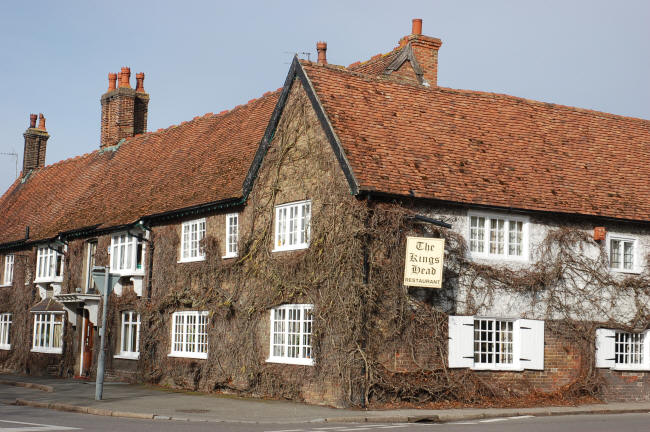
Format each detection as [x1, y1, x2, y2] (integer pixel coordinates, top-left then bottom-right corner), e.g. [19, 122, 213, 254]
[95, 266, 110, 401]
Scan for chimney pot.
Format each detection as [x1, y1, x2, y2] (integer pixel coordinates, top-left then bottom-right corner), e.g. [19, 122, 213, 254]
[108, 73, 117, 91]
[135, 72, 145, 93]
[119, 67, 131, 88]
[412, 18, 422, 35]
[29, 113, 37, 128]
[37, 113, 46, 131]
[316, 41, 327, 64]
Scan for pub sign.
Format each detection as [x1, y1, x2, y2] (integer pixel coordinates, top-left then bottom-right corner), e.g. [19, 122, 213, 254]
[403, 236, 445, 288]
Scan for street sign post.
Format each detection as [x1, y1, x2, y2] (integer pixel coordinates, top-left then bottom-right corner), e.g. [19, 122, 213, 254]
[90, 266, 119, 401]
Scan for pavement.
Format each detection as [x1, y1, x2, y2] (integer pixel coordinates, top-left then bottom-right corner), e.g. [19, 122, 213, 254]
[1, 373, 649, 424]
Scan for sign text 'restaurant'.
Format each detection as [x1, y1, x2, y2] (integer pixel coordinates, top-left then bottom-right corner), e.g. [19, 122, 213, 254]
[403, 237, 445, 288]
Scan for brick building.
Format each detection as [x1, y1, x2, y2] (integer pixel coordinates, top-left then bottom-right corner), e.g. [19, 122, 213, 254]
[0, 20, 648, 407]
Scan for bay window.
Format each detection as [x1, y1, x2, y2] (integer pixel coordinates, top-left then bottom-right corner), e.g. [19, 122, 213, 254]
[110, 233, 145, 275]
[35, 246, 64, 283]
[32, 312, 64, 354]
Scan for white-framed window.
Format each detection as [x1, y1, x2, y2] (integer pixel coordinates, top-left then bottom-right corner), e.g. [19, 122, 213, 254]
[274, 200, 311, 252]
[169, 311, 208, 359]
[0, 313, 11, 350]
[267, 304, 314, 366]
[448, 315, 544, 371]
[115, 311, 140, 359]
[3, 254, 14, 286]
[596, 328, 650, 371]
[110, 233, 145, 275]
[608, 236, 638, 273]
[468, 212, 528, 261]
[84, 241, 97, 292]
[31, 312, 64, 354]
[180, 219, 206, 262]
[223, 213, 239, 258]
[35, 246, 64, 283]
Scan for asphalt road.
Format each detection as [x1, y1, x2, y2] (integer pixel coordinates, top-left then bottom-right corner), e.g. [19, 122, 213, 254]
[0, 404, 648, 432]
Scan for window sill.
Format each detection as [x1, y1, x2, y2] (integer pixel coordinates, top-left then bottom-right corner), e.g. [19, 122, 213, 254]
[611, 365, 650, 372]
[609, 268, 642, 275]
[31, 347, 63, 355]
[177, 257, 206, 264]
[272, 244, 309, 253]
[168, 352, 207, 360]
[0, 345, 10, 351]
[114, 353, 140, 360]
[110, 270, 145, 277]
[471, 364, 522, 372]
[266, 357, 314, 366]
[468, 253, 529, 264]
[33, 277, 63, 284]
[0, 283, 12, 288]
[222, 253, 238, 259]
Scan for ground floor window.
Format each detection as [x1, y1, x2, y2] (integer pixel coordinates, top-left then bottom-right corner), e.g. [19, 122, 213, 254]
[31, 312, 63, 354]
[448, 315, 544, 371]
[267, 304, 313, 365]
[0, 313, 11, 350]
[596, 328, 649, 370]
[117, 311, 140, 359]
[169, 311, 208, 359]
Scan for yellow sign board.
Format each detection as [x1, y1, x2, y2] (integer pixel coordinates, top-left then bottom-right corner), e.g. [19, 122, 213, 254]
[403, 237, 445, 288]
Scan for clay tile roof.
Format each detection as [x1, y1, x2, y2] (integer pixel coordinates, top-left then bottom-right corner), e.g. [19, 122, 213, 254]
[302, 62, 650, 222]
[0, 90, 281, 245]
[348, 47, 402, 75]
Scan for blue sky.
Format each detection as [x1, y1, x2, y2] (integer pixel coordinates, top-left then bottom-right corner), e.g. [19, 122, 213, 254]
[1, 0, 649, 193]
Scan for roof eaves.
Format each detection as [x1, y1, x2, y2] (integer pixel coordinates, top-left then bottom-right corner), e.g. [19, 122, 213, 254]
[359, 189, 650, 226]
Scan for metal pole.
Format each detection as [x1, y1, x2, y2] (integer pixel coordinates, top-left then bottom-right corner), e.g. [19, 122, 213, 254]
[95, 266, 109, 401]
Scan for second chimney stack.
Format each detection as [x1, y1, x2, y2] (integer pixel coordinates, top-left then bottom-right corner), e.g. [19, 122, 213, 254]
[317, 41, 327, 64]
[100, 67, 149, 148]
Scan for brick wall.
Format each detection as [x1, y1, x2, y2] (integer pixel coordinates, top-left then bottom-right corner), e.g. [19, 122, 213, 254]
[599, 370, 650, 401]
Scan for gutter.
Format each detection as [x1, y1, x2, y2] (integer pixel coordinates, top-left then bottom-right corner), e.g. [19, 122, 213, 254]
[0, 196, 246, 253]
[358, 190, 650, 227]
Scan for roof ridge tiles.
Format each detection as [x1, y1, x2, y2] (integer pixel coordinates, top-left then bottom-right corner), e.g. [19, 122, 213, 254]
[303, 62, 650, 123]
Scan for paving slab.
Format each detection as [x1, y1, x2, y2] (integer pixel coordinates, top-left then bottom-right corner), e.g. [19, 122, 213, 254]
[1, 374, 649, 424]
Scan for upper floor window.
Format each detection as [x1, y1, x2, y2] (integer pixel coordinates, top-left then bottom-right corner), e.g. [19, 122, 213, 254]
[32, 312, 63, 354]
[169, 311, 209, 359]
[267, 304, 314, 366]
[274, 200, 311, 252]
[116, 311, 140, 360]
[35, 246, 64, 283]
[0, 313, 11, 350]
[448, 315, 544, 371]
[224, 213, 239, 258]
[84, 241, 97, 293]
[110, 233, 144, 275]
[468, 212, 528, 260]
[596, 328, 649, 371]
[3, 254, 14, 285]
[608, 236, 637, 273]
[180, 219, 206, 262]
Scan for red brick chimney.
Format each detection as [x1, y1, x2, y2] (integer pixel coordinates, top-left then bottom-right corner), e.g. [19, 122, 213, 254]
[22, 113, 50, 174]
[100, 67, 149, 149]
[316, 42, 327, 64]
[399, 18, 442, 87]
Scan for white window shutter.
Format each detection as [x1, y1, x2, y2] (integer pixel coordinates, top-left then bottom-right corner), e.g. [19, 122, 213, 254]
[519, 319, 544, 370]
[448, 315, 474, 368]
[595, 328, 616, 368]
